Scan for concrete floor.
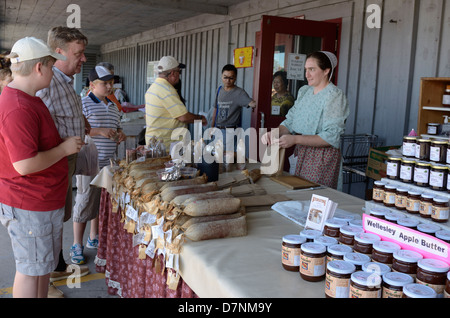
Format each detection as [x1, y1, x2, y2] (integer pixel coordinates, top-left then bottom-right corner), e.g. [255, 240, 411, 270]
[0, 189, 117, 298]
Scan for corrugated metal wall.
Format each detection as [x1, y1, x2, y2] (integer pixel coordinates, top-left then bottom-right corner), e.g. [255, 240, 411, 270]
[101, 28, 224, 116]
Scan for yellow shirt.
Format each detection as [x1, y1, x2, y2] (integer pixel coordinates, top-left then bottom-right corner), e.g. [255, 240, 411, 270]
[145, 78, 188, 149]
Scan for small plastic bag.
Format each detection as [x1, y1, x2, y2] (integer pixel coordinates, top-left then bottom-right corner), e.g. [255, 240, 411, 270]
[75, 135, 99, 176]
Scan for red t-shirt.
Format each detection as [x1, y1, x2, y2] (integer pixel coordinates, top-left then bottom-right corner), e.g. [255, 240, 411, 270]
[0, 86, 68, 211]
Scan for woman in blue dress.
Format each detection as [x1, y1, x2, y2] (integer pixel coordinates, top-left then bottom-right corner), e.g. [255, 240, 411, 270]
[262, 51, 349, 189]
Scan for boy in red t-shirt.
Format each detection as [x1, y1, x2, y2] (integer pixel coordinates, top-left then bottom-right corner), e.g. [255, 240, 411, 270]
[0, 37, 83, 298]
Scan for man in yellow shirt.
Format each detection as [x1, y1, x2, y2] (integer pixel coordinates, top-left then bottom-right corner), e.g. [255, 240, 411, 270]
[145, 56, 206, 150]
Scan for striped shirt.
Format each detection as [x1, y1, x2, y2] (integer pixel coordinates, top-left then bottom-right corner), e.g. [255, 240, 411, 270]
[37, 67, 85, 140]
[145, 77, 188, 149]
[82, 93, 122, 169]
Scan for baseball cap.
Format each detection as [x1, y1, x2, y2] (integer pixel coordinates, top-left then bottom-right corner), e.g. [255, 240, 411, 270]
[89, 65, 114, 82]
[157, 56, 186, 72]
[8, 37, 66, 64]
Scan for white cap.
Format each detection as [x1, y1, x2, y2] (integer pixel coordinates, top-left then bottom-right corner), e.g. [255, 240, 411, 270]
[8, 37, 66, 64]
[157, 56, 185, 72]
[320, 51, 338, 81]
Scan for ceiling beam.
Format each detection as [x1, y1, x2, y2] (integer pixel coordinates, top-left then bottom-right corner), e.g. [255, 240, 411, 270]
[120, 0, 229, 16]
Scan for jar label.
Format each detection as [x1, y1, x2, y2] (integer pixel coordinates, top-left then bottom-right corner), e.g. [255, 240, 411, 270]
[432, 206, 449, 221]
[414, 167, 430, 183]
[282, 246, 301, 266]
[429, 170, 445, 187]
[382, 287, 403, 299]
[406, 199, 420, 212]
[395, 195, 407, 208]
[386, 162, 399, 177]
[300, 255, 325, 277]
[430, 147, 441, 162]
[419, 202, 433, 216]
[447, 148, 450, 164]
[415, 143, 421, 159]
[403, 142, 416, 157]
[400, 165, 413, 181]
[373, 189, 384, 202]
[416, 279, 445, 297]
[350, 285, 381, 298]
[384, 193, 396, 205]
[325, 274, 350, 298]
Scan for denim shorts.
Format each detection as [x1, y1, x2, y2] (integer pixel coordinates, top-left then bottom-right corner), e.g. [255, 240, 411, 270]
[0, 203, 64, 276]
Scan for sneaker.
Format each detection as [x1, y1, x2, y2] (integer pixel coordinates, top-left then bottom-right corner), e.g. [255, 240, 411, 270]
[86, 236, 99, 249]
[50, 264, 90, 283]
[70, 243, 85, 265]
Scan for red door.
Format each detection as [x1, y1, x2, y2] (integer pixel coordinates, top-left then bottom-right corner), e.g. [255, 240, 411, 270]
[250, 15, 340, 166]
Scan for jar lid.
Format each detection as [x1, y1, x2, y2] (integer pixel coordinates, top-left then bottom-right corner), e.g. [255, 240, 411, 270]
[362, 262, 391, 275]
[431, 163, 448, 170]
[415, 161, 431, 167]
[420, 193, 435, 199]
[372, 241, 401, 253]
[384, 185, 397, 190]
[436, 229, 450, 241]
[393, 249, 423, 263]
[282, 235, 306, 245]
[327, 260, 356, 275]
[327, 243, 353, 256]
[397, 218, 420, 228]
[402, 283, 437, 298]
[349, 219, 363, 227]
[417, 223, 441, 234]
[300, 229, 323, 240]
[374, 181, 386, 186]
[354, 232, 381, 244]
[324, 218, 347, 228]
[433, 197, 448, 204]
[382, 272, 414, 287]
[301, 242, 326, 254]
[396, 187, 409, 193]
[370, 207, 388, 216]
[344, 252, 371, 265]
[431, 139, 448, 144]
[417, 139, 431, 143]
[417, 258, 450, 273]
[340, 225, 365, 236]
[385, 211, 406, 222]
[350, 271, 381, 287]
[314, 236, 338, 247]
[401, 158, 416, 164]
[388, 156, 402, 161]
[404, 136, 417, 140]
[407, 190, 422, 196]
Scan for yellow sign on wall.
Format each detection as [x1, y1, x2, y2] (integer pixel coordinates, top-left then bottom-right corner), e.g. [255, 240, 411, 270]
[234, 46, 254, 68]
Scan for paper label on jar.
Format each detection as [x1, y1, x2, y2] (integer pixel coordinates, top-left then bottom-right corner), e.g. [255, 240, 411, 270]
[384, 192, 396, 205]
[447, 148, 450, 164]
[415, 143, 421, 159]
[419, 202, 433, 216]
[429, 170, 445, 187]
[300, 255, 325, 277]
[350, 285, 381, 298]
[416, 279, 445, 297]
[373, 189, 384, 202]
[395, 195, 407, 208]
[430, 146, 441, 162]
[282, 246, 301, 266]
[325, 274, 350, 298]
[432, 206, 449, 221]
[406, 199, 420, 212]
[386, 162, 399, 177]
[403, 142, 416, 157]
[414, 167, 430, 183]
[382, 287, 403, 298]
[400, 165, 413, 181]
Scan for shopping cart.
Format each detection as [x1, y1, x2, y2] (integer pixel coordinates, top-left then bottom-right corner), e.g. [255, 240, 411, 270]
[340, 134, 383, 197]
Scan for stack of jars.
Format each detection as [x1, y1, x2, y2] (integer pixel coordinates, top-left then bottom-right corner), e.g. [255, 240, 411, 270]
[281, 215, 450, 298]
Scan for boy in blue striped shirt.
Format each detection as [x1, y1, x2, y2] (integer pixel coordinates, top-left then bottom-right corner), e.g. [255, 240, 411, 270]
[71, 65, 126, 264]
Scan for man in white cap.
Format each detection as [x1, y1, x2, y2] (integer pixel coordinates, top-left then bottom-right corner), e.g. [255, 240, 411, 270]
[0, 37, 83, 298]
[36, 26, 90, 297]
[145, 56, 207, 150]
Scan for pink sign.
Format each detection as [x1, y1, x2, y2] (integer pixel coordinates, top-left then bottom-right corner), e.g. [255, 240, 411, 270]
[363, 214, 450, 265]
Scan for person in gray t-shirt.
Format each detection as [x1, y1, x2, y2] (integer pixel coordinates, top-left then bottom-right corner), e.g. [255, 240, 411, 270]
[211, 64, 256, 129]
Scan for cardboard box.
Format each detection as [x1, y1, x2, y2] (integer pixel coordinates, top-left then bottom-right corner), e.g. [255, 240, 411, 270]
[365, 146, 401, 181]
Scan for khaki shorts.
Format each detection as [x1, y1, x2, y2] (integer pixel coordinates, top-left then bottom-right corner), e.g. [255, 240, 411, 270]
[0, 203, 64, 276]
[72, 175, 101, 223]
